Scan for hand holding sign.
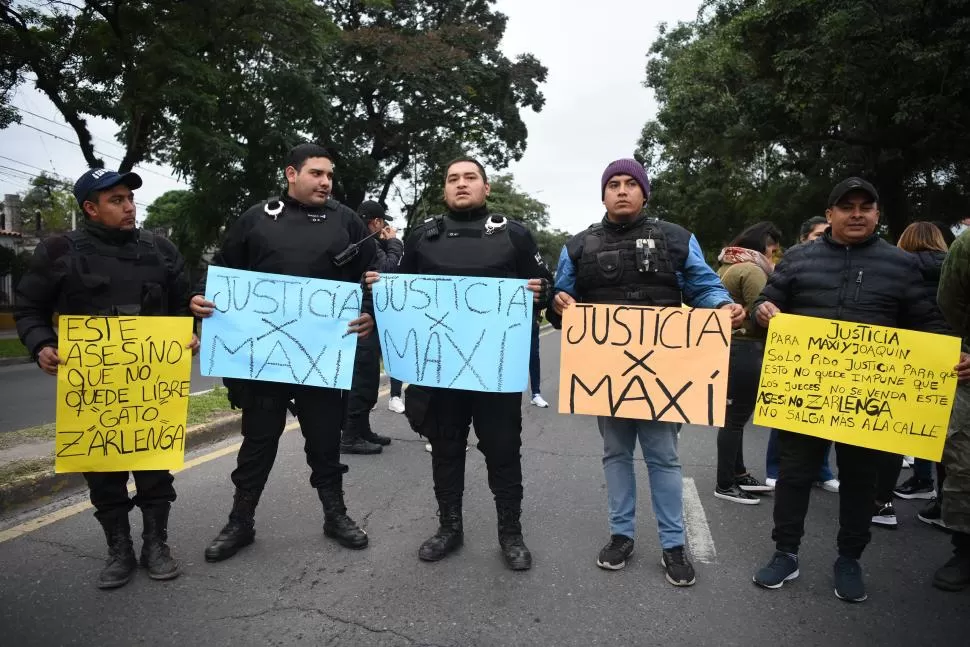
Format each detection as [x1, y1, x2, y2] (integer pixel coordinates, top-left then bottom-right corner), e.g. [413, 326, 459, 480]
[373, 273, 533, 393]
[753, 313, 960, 461]
[55, 316, 193, 473]
[200, 266, 362, 389]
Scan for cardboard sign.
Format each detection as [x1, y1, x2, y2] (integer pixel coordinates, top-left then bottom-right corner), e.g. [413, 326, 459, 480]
[55, 316, 193, 473]
[558, 304, 732, 425]
[753, 313, 960, 461]
[201, 266, 361, 389]
[373, 273, 534, 393]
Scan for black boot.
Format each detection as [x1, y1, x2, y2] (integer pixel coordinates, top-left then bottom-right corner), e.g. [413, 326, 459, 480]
[339, 435, 383, 454]
[97, 512, 137, 589]
[319, 486, 368, 549]
[497, 502, 532, 571]
[418, 500, 463, 562]
[361, 430, 392, 446]
[204, 489, 259, 563]
[140, 505, 181, 580]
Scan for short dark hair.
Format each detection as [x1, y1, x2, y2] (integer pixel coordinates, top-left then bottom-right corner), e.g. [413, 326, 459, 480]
[798, 216, 828, 242]
[444, 157, 487, 183]
[285, 143, 333, 172]
[730, 221, 783, 254]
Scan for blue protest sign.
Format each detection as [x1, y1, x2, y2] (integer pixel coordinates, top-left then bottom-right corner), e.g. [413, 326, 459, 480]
[373, 273, 534, 393]
[201, 266, 361, 389]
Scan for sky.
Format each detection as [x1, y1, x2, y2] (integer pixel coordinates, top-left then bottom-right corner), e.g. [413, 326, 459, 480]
[0, 0, 702, 234]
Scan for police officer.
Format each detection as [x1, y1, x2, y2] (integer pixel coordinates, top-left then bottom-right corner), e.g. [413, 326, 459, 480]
[547, 159, 744, 585]
[14, 168, 195, 589]
[190, 143, 377, 561]
[340, 201, 403, 454]
[366, 157, 551, 571]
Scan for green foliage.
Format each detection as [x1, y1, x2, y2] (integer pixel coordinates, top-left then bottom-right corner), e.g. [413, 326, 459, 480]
[142, 189, 212, 274]
[640, 0, 970, 246]
[19, 173, 75, 234]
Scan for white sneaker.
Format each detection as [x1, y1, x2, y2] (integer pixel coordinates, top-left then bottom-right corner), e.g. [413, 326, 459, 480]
[531, 394, 549, 408]
[388, 396, 405, 414]
[816, 479, 840, 493]
[426, 442, 470, 452]
[765, 478, 777, 488]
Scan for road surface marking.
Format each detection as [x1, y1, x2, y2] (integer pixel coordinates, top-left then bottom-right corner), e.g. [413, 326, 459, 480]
[682, 477, 716, 564]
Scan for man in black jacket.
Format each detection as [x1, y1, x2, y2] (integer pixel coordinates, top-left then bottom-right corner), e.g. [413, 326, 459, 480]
[366, 157, 551, 570]
[341, 201, 403, 454]
[750, 177, 962, 603]
[15, 168, 195, 589]
[190, 143, 376, 562]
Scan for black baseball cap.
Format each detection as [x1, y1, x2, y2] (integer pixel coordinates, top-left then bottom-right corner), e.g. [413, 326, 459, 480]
[357, 200, 392, 222]
[828, 177, 878, 207]
[73, 169, 143, 208]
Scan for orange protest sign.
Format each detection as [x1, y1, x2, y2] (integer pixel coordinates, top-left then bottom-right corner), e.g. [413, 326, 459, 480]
[558, 304, 732, 425]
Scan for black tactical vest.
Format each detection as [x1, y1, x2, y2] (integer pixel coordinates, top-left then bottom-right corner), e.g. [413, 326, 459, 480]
[413, 213, 518, 278]
[573, 219, 682, 306]
[59, 229, 170, 316]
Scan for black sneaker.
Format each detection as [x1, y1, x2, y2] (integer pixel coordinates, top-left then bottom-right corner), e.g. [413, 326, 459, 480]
[917, 500, 950, 531]
[661, 546, 696, 586]
[596, 535, 634, 570]
[872, 502, 897, 529]
[753, 551, 799, 589]
[833, 555, 867, 602]
[736, 474, 773, 493]
[893, 476, 936, 500]
[339, 437, 383, 454]
[932, 553, 970, 591]
[715, 484, 761, 505]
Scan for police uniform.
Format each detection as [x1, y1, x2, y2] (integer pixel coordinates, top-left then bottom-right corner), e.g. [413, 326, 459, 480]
[341, 202, 403, 453]
[399, 204, 550, 570]
[14, 169, 191, 588]
[200, 192, 377, 562]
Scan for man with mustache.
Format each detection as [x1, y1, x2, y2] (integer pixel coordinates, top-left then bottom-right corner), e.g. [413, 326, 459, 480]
[547, 159, 744, 586]
[14, 168, 196, 589]
[751, 177, 965, 602]
[369, 156, 551, 571]
[190, 143, 377, 562]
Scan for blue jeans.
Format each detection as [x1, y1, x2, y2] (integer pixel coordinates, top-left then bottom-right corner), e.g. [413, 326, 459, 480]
[597, 416, 685, 549]
[766, 428, 834, 481]
[529, 320, 541, 397]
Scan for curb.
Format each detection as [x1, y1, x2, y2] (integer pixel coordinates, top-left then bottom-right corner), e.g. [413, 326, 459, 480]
[0, 357, 31, 367]
[0, 412, 243, 516]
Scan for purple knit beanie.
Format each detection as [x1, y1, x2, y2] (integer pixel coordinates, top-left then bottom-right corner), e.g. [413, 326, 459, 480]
[601, 159, 650, 201]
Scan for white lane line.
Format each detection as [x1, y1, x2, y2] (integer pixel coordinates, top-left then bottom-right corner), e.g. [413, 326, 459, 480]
[682, 477, 716, 564]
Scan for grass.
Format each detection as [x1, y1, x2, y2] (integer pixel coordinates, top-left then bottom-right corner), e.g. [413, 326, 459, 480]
[0, 457, 53, 484]
[0, 338, 28, 358]
[0, 387, 234, 452]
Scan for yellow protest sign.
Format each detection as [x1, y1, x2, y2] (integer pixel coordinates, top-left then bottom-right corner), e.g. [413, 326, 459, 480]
[753, 313, 960, 461]
[55, 316, 194, 473]
[558, 304, 731, 425]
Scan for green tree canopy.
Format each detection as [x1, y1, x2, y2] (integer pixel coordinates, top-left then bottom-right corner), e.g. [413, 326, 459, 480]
[20, 172, 75, 234]
[639, 0, 970, 246]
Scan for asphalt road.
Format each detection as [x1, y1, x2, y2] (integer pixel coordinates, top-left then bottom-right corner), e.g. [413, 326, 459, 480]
[0, 356, 222, 432]
[0, 329, 966, 646]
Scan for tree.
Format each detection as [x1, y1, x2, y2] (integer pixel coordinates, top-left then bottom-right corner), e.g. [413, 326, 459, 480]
[1, 0, 337, 172]
[640, 0, 970, 245]
[142, 189, 211, 275]
[20, 172, 75, 234]
[316, 0, 547, 210]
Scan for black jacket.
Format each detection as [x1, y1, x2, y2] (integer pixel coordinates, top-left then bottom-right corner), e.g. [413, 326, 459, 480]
[753, 232, 949, 333]
[911, 250, 945, 306]
[14, 220, 191, 359]
[195, 193, 376, 312]
[376, 236, 404, 273]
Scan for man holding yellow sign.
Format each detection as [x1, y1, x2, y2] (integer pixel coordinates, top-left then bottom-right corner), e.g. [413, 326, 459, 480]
[14, 169, 197, 590]
[750, 177, 967, 603]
